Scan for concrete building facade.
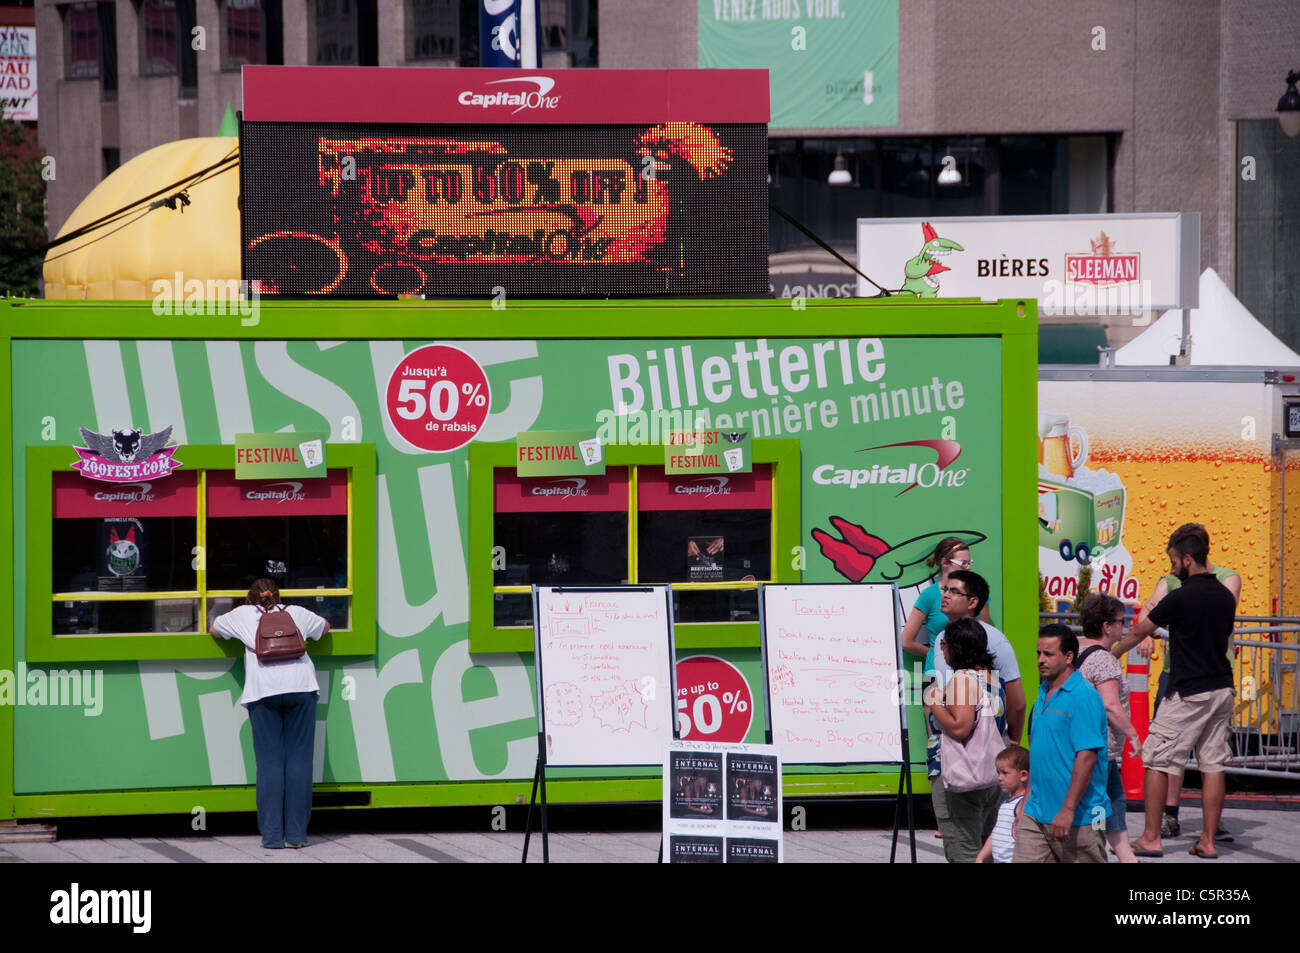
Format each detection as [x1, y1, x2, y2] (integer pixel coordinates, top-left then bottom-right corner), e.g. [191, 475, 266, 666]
[32, 0, 1300, 346]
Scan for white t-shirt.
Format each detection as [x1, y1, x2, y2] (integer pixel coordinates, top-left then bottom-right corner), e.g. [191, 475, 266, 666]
[213, 604, 329, 706]
[932, 620, 1022, 691]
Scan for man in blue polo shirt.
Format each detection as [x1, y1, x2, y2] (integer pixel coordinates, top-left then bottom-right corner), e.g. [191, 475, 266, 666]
[1014, 623, 1110, 863]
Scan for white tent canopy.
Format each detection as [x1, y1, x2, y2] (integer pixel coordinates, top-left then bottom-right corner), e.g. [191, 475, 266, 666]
[1115, 267, 1300, 366]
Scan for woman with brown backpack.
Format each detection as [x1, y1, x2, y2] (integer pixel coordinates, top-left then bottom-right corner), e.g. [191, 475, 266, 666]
[210, 578, 330, 850]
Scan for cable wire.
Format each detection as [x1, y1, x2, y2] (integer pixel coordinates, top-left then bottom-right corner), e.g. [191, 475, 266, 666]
[1, 147, 239, 270]
[769, 202, 896, 296]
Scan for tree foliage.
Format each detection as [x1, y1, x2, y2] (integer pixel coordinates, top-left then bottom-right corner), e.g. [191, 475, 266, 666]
[0, 118, 46, 297]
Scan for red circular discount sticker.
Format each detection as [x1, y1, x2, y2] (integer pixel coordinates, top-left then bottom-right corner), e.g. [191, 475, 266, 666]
[385, 345, 491, 453]
[674, 655, 753, 742]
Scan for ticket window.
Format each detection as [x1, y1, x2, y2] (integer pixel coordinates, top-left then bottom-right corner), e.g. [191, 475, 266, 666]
[488, 464, 774, 629]
[492, 468, 630, 627]
[637, 465, 773, 623]
[52, 471, 201, 635]
[205, 470, 351, 630]
[471, 443, 795, 650]
[49, 469, 352, 636]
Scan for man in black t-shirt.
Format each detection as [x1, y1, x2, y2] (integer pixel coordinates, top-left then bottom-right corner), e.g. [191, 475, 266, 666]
[1126, 524, 1236, 859]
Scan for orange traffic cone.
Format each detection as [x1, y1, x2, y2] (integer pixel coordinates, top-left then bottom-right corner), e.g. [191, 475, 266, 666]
[1121, 609, 1150, 800]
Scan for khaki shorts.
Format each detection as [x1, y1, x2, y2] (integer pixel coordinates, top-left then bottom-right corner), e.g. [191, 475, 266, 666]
[1143, 686, 1235, 775]
[1012, 814, 1106, 864]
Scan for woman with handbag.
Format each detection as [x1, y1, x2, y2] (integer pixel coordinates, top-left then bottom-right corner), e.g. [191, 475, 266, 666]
[210, 578, 330, 850]
[926, 616, 1007, 863]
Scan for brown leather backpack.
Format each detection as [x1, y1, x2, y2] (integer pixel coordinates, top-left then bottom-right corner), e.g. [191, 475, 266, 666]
[254, 605, 306, 661]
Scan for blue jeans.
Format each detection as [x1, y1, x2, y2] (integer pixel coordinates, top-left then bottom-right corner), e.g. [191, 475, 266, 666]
[1105, 759, 1128, 834]
[247, 691, 317, 849]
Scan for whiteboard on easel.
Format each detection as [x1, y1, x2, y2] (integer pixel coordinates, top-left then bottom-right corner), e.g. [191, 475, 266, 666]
[760, 583, 903, 765]
[534, 586, 676, 767]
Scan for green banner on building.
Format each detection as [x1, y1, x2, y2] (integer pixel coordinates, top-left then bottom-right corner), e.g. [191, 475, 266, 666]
[235, 432, 327, 479]
[698, 0, 899, 129]
[516, 430, 604, 476]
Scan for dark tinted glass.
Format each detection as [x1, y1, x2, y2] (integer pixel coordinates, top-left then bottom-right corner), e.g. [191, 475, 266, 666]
[53, 517, 196, 593]
[54, 599, 199, 635]
[205, 515, 348, 590]
[637, 510, 770, 584]
[493, 512, 628, 587]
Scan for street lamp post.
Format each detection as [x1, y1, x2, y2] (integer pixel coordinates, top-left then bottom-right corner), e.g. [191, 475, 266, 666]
[1278, 70, 1300, 138]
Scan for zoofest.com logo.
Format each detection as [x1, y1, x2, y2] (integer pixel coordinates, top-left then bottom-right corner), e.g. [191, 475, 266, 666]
[151, 273, 261, 325]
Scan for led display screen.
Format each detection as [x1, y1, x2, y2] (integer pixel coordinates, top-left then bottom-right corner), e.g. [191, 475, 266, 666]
[240, 120, 768, 298]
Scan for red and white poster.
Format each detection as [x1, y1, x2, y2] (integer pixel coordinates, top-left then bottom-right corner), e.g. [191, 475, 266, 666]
[0, 25, 36, 121]
[385, 344, 491, 453]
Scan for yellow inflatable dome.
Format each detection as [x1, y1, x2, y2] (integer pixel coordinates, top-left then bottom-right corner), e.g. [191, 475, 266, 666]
[43, 137, 239, 300]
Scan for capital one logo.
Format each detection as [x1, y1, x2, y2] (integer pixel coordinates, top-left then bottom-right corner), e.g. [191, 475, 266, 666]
[671, 476, 732, 498]
[93, 482, 155, 504]
[813, 440, 968, 496]
[457, 76, 561, 114]
[531, 478, 589, 498]
[245, 481, 307, 503]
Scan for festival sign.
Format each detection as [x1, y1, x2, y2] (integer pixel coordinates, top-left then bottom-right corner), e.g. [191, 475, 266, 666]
[856, 213, 1199, 312]
[240, 67, 769, 297]
[515, 430, 603, 476]
[663, 428, 751, 474]
[234, 432, 327, 479]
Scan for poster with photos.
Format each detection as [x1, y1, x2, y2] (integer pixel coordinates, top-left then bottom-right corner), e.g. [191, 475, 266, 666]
[726, 752, 779, 822]
[98, 517, 147, 591]
[669, 749, 723, 819]
[664, 740, 782, 863]
[687, 536, 724, 581]
[669, 834, 724, 863]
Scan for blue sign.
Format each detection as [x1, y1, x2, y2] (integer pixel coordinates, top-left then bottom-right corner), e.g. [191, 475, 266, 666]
[478, 0, 542, 68]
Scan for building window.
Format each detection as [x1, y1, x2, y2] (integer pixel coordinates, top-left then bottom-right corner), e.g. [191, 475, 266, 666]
[449, 0, 595, 67]
[64, 2, 101, 78]
[139, 0, 178, 74]
[542, 0, 595, 64]
[137, 0, 198, 92]
[99, 2, 119, 99]
[221, 0, 282, 67]
[62, 2, 118, 99]
[539, 0, 566, 49]
[224, 0, 264, 65]
[1236, 120, 1300, 352]
[768, 134, 1112, 276]
[103, 147, 120, 177]
[312, 0, 376, 65]
[408, 0, 457, 60]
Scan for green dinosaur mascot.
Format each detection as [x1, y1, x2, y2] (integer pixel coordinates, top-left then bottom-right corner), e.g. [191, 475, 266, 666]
[900, 222, 963, 297]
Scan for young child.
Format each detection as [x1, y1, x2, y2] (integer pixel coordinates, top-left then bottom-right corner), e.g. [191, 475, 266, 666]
[977, 745, 1030, 863]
